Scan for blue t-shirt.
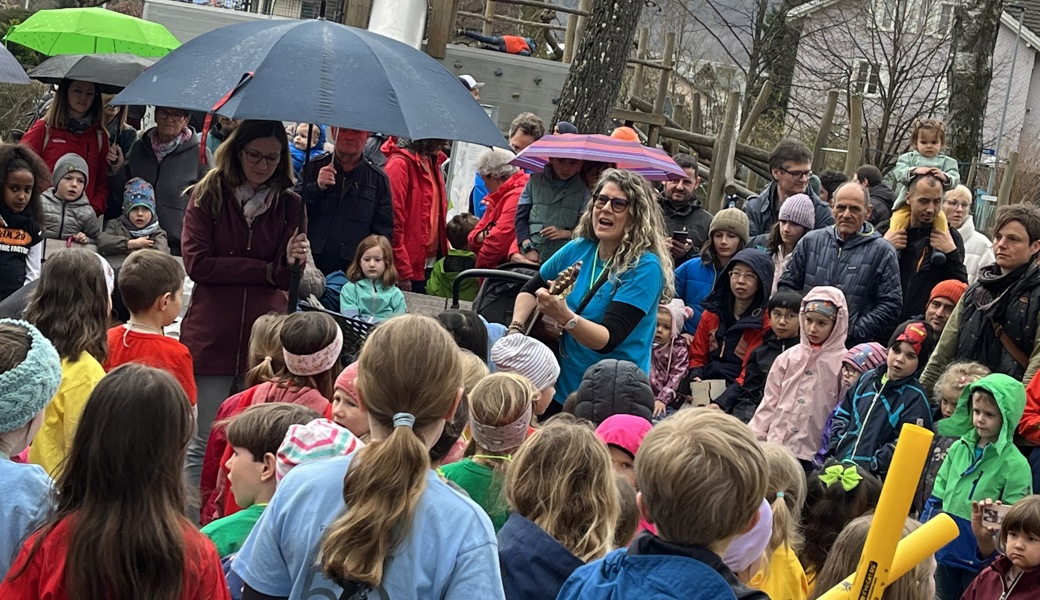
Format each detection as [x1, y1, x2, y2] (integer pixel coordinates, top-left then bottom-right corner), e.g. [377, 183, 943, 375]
[232, 455, 504, 600]
[540, 238, 664, 402]
[0, 459, 53, 576]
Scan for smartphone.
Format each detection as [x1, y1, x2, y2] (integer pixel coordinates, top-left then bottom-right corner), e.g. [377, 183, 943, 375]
[672, 230, 689, 243]
[982, 504, 1012, 527]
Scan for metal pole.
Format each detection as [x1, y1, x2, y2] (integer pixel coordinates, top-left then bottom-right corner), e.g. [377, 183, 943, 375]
[988, 6, 1025, 194]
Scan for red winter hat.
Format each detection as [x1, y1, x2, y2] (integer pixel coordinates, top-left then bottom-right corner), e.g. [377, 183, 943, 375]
[929, 280, 967, 305]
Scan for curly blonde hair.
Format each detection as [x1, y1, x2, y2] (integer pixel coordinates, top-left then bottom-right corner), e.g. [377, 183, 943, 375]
[574, 168, 674, 300]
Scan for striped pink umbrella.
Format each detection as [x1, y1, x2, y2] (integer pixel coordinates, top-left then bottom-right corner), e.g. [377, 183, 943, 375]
[510, 133, 686, 181]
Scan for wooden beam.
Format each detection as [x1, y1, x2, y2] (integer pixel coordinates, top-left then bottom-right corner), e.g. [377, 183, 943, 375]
[426, 0, 459, 59]
[997, 150, 1019, 207]
[612, 108, 666, 127]
[843, 94, 863, 177]
[491, 0, 590, 16]
[342, 0, 371, 28]
[737, 80, 772, 144]
[457, 11, 567, 30]
[707, 91, 741, 213]
[627, 56, 672, 70]
[482, 0, 495, 36]
[648, 32, 675, 147]
[630, 28, 649, 99]
[813, 90, 838, 169]
[966, 156, 978, 189]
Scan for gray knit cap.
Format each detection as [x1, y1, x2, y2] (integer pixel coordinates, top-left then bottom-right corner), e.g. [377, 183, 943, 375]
[0, 319, 62, 434]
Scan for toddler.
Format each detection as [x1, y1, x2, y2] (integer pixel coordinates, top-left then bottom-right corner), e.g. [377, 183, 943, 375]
[0, 144, 47, 301]
[289, 123, 326, 178]
[275, 417, 364, 481]
[840, 342, 888, 397]
[40, 153, 99, 252]
[339, 234, 406, 321]
[427, 213, 479, 300]
[650, 299, 692, 419]
[963, 495, 1040, 599]
[595, 414, 653, 491]
[732, 288, 803, 423]
[97, 178, 169, 264]
[490, 333, 560, 416]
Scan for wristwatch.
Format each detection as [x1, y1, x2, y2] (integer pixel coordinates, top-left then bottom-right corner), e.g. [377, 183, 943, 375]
[521, 241, 535, 254]
[564, 315, 579, 330]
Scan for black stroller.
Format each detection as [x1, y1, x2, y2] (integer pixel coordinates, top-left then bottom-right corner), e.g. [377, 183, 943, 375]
[450, 262, 538, 326]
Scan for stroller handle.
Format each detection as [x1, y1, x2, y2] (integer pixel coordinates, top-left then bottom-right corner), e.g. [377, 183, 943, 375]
[451, 268, 532, 309]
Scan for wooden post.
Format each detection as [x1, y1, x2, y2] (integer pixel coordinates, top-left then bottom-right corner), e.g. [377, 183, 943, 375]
[737, 80, 773, 144]
[426, 0, 460, 59]
[575, 0, 592, 49]
[966, 156, 978, 189]
[343, 0, 372, 28]
[482, 0, 495, 35]
[631, 28, 649, 99]
[691, 92, 703, 133]
[747, 171, 760, 192]
[707, 91, 741, 213]
[843, 94, 863, 178]
[997, 151, 1019, 207]
[647, 32, 675, 147]
[813, 90, 839, 169]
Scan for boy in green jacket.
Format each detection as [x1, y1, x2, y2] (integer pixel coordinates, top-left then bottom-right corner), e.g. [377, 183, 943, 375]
[427, 213, 479, 301]
[923, 373, 1033, 600]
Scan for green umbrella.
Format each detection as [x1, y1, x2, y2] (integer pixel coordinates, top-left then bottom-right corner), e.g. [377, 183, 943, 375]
[4, 7, 180, 58]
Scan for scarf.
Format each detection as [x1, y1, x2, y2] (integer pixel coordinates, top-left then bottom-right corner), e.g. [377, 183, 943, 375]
[148, 127, 192, 164]
[234, 184, 275, 227]
[66, 115, 93, 136]
[0, 201, 42, 246]
[119, 213, 160, 238]
[972, 261, 1035, 323]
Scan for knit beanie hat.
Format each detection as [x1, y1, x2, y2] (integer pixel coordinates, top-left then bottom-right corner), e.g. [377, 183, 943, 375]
[929, 279, 968, 306]
[888, 320, 936, 370]
[0, 319, 62, 434]
[275, 418, 364, 481]
[709, 208, 750, 246]
[595, 414, 653, 459]
[722, 499, 773, 574]
[803, 299, 838, 321]
[52, 153, 89, 190]
[611, 126, 640, 141]
[778, 193, 815, 230]
[123, 178, 157, 217]
[490, 334, 560, 392]
[842, 342, 887, 374]
[555, 121, 579, 134]
[334, 361, 360, 398]
[658, 299, 693, 340]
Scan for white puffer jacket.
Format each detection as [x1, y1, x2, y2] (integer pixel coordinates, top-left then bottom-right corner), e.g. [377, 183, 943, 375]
[957, 215, 995, 285]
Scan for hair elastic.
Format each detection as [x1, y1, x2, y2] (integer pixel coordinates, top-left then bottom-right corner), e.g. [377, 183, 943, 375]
[283, 327, 343, 377]
[776, 491, 785, 498]
[393, 412, 416, 429]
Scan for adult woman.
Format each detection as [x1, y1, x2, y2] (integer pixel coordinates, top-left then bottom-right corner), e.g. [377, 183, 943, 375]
[749, 193, 814, 294]
[468, 148, 529, 269]
[674, 207, 749, 334]
[20, 79, 121, 216]
[508, 168, 670, 408]
[944, 185, 995, 284]
[111, 106, 212, 255]
[179, 120, 307, 490]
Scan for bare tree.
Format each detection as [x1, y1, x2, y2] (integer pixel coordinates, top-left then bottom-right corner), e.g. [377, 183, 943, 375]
[945, 0, 1005, 165]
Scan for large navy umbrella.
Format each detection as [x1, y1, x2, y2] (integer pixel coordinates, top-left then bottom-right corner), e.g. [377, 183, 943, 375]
[0, 44, 30, 84]
[111, 18, 506, 148]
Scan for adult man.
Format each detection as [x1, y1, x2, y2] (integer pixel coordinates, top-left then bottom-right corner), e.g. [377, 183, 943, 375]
[295, 127, 393, 275]
[459, 74, 484, 101]
[778, 182, 901, 345]
[743, 139, 834, 237]
[920, 280, 967, 337]
[658, 153, 711, 267]
[880, 174, 967, 321]
[855, 165, 895, 225]
[508, 112, 545, 153]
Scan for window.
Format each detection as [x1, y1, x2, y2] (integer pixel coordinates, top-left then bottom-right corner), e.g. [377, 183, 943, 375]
[853, 60, 881, 97]
[937, 2, 956, 34]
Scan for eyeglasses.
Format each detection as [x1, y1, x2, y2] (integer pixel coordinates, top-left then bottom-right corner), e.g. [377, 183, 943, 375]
[593, 194, 630, 213]
[241, 148, 282, 167]
[729, 270, 758, 282]
[780, 167, 813, 179]
[944, 200, 971, 210]
[155, 108, 187, 121]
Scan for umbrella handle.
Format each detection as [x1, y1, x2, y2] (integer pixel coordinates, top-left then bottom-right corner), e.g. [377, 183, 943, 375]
[287, 262, 302, 312]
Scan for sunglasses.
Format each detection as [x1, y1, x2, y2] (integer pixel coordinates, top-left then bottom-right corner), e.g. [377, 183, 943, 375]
[593, 194, 630, 213]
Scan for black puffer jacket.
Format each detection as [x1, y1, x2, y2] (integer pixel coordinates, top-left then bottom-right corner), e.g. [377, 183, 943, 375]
[868, 184, 895, 225]
[742, 181, 834, 237]
[876, 220, 967, 322]
[573, 359, 655, 425]
[778, 224, 902, 345]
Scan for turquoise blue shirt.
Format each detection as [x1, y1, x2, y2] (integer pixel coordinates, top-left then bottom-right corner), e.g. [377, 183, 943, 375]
[232, 455, 504, 599]
[541, 238, 664, 403]
[339, 278, 406, 321]
[0, 459, 53, 576]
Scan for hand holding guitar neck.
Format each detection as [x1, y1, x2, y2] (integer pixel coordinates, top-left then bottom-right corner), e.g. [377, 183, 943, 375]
[525, 261, 582, 337]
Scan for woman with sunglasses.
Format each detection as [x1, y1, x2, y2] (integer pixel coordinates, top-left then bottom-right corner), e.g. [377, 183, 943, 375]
[179, 120, 309, 504]
[110, 106, 213, 254]
[507, 168, 671, 412]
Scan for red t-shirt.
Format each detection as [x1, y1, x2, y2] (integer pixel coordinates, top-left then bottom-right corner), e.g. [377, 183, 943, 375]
[104, 327, 197, 406]
[0, 517, 230, 600]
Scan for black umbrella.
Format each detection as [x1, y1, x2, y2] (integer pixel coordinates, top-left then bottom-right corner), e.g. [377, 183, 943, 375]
[29, 53, 156, 93]
[0, 44, 30, 84]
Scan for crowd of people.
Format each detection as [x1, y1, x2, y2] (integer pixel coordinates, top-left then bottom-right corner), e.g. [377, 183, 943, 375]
[1, 75, 1040, 600]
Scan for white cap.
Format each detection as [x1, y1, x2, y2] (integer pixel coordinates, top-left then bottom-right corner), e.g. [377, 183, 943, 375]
[459, 74, 485, 90]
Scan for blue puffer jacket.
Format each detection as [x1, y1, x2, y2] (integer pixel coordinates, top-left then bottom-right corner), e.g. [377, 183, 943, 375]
[778, 224, 902, 345]
[742, 181, 833, 237]
[674, 256, 718, 335]
[289, 125, 327, 177]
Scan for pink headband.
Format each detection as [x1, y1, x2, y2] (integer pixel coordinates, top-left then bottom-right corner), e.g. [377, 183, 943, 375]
[283, 327, 343, 377]
[469, 407, 532, 453]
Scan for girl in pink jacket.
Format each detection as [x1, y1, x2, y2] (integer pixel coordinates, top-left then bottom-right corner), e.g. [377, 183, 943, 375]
[749, 286, 849, 472]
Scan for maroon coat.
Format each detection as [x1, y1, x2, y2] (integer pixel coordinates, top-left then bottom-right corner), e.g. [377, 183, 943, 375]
[180, 187, 303, 376]
[962, 555, 1040, 599]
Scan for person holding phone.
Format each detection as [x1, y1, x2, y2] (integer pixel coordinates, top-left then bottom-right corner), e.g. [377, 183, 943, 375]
[658, 153, 711, 268]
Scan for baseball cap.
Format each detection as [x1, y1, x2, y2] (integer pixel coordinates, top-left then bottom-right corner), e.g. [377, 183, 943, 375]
[459, 74, 485, 91]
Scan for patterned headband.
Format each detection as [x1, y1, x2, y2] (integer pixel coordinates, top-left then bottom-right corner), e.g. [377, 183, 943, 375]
[469, 406, 532, 453]
[283, 327, 343, 377]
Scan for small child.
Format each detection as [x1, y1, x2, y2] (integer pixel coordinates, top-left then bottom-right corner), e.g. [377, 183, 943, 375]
[290, 123, 326, 178]
[839, 342, 888, 398]
[559, 410, 770, 600]
[0, 145, 47, 301]
[0, 320, 62, 577]
[595, 414, 653, 491]
[104, 249, 195, 405]
[331, 362, 369, 441]
[751, 286, 849, 472]
[498, 416, 620, 600]
[339, 234, 406, 321]
[435, 349, 488, 467]
[440, 372, 535, 532]
[427, 213, 480, 301]
[923, 373, 1033, 600]
[275, 417, 363, 481]
[650, 299, 692, 419]
[515, 157, 587, 263]
[97, 178, 170, 264]
[750, 443, 810, 600]
[828, 320, 935, 477]
[490, 333, 560, 416]
[732, 289, 803, 423]
[40, 153, 100, 252]
[887, 119, 959, 264]
[200, 403, 320, 558]
[963, 495, 1040, 599]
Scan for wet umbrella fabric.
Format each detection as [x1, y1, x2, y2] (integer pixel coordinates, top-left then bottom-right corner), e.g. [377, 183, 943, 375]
[510, 133, 686, 181]
[29, 53, 155, 94]
[111, 18, 505, 148]
[4, 7, 180, 57]
[0, 44, 29, 84]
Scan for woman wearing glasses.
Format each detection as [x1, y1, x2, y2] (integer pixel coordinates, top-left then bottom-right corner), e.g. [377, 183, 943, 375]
[179, 120, 309, 499]
[110, 106, 213, 255]
[507, 169, 670, 412]
[944, 185, 995, 285]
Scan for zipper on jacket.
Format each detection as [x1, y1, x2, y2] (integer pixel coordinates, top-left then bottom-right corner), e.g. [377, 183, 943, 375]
[233, 286, 248, 377]
[59, 202, 67, 239]
[247, 226, 254, 251]
[968, 470, 984, 500]
[849, 387, 883, 462]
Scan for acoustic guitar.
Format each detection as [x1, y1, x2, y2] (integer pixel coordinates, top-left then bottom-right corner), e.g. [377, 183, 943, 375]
[524, 261, 582, 354]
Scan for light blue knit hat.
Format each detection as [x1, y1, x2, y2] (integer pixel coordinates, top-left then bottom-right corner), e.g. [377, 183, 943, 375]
[0, 319, 62, 434]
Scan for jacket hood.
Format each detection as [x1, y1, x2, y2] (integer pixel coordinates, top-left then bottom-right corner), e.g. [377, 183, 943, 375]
[703, 248, 773, 317]
[799, 286, 849, 351]
[574, 359, 655, 425]
[937, 373, 1026, 450]
[870, 184, 895, 207]
[380, 137, 447, 168]
[831, 221, 883, 249]
[660, 298, 692, 339]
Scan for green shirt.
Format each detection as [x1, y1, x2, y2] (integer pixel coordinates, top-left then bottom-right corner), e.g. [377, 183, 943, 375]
[200, 503, 266, 558]
[439, 458, 508, 531]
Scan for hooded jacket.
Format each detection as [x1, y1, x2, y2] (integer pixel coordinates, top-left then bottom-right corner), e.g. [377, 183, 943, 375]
[957, 215, 996, 285]
[657, 193, 712, 266]
[742, 181, 833, 238]
[498, 512, 584, 600]
[573, 359, 655, 425]
[877, 219, 968, 321]
[289, 125, 326, 177]
[867, 184, 895, 225]
[651, 300, 691, 407]
[40, 188, 101, 241]
[730, 330, 799, 423]
[749, 286, 849, 461]
[778, 223, 902, 345]
[469, 170, 529, 269]
[382, 139, 448, 282]
[962, 555, 1040, 599]
[688, 248, 773, 413]
[924, 374, 1032, 572]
